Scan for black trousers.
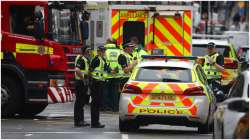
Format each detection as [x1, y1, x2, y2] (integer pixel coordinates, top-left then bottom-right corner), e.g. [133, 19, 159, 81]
[102, 81, 110, 109]
[90, 79, 104, 125]
[106, 78, 120, 111]
[120, 77, 129, 91]
[74, 80, 88, 124]
[207, 79, 222, 91]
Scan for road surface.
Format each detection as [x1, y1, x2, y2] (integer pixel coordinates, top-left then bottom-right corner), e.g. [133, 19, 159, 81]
[2, 102, 212, 139]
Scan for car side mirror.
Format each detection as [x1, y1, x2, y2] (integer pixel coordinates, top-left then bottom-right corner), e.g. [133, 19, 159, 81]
[47, 32, 53, 40]
[241, 61, 249, 71]
[239, 57, 246, 62]
[34, 11, 45, 41]
[228, 99, 249, 112]
[81, 21, 89, 40]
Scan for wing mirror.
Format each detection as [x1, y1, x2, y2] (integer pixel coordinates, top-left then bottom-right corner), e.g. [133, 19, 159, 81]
[34, 10, 45, 41]
[228, 99, 249, 112]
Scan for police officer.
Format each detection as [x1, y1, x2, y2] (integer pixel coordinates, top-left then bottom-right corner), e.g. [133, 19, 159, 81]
[130, 36, 148, 63]
[118, 42, 138, 89]
[90, 45, 111, 128]
[104, 38, 121, 112]
[74, 47, 91, 127]
[202, 42, 224, 101]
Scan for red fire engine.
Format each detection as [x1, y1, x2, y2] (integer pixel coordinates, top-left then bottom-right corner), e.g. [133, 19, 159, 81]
[1, 1, 85, 117]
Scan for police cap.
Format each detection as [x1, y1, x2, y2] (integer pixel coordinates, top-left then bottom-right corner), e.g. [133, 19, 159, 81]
[207, 42, 216, 49]
[123, 42, 135, 49]
[81, 47, 91, 53]
[97, 45, 106, 51]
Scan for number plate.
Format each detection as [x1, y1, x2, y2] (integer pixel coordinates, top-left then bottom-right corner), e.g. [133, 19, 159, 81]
[150, 94, 176, 101]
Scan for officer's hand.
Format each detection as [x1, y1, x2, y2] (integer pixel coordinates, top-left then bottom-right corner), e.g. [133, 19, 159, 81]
[111, 69, 117, 74]
[124, 67, 130, 73]
[196, 58, 204, 65]
[133, 60, 138, 66]
[208, 57, 214, 65]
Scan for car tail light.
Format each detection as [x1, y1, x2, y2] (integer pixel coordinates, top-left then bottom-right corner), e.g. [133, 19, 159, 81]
[224, 60, 238, 69]
[183, 86, 205, 96]
[122, 84, 142, 94]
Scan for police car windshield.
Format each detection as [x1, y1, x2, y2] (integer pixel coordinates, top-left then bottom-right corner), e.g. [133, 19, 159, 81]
[136, 67, 192, 82]
[192, 45, 229, 57]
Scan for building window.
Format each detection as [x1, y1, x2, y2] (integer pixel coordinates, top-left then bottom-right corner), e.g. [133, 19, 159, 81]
[96, 21, 103, 38]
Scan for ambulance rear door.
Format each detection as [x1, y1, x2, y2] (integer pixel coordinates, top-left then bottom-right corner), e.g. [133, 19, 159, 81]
[148, 10, 192, 56]
[111, 8, 149, 49]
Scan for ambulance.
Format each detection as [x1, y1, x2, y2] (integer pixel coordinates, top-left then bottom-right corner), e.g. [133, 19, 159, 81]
[86, 2, 193, 56]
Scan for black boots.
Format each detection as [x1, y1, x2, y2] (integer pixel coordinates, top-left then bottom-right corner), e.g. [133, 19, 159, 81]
[75, 121, 90, 127]
[91, 123, 105, 128]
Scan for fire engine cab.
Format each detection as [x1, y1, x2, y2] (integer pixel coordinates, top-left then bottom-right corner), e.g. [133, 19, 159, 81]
[1, 1, 86, 117]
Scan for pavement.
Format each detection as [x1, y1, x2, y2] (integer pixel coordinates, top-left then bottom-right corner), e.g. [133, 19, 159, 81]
[1, 102, 212, 139]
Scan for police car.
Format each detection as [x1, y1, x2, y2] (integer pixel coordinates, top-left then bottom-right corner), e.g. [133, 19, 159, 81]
[119, 55, 216, 133]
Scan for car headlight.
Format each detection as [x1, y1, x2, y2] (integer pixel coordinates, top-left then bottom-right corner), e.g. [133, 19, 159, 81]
[49, 79, 65, 87]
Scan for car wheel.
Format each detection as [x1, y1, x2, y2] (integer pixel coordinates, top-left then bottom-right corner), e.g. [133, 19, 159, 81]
[19, 104, 47, 117]
[198, 115, 210, 134]
[212, 123, 215, 139]
[119, 118, 139, 132]
[198, 123, 210, 134]
[1, 76, 22, 118]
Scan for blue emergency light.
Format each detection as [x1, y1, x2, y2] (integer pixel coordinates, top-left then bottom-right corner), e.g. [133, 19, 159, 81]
[141, 55, 198, 60]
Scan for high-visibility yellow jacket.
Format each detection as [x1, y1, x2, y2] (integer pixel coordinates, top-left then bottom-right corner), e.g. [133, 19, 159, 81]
[75, 55, 89, 80]
[105, 44, 122, 78]
[203, 53, 222, 80]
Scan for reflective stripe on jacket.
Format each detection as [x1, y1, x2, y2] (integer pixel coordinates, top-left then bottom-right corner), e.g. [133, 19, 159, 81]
[75, 55, 89, 80]
[105, 45, 122, 78]
[91, 56, 106, 81]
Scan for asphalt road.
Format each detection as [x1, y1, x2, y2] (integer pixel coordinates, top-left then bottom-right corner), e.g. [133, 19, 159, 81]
[1, 102, 212, 139]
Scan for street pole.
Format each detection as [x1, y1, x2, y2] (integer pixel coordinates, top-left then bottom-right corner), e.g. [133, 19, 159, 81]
[208, 1, 211, 34]
[210, 2, 213, 34]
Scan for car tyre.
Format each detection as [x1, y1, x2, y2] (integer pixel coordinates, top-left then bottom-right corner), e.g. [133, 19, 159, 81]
[1, 76, 22, 118]
[19, 104, 47, 117]
[198, 122, 210, 134]
[119, 118, 139, 132]
[212, 123, 215, 139]
[198, 114, 211, 134]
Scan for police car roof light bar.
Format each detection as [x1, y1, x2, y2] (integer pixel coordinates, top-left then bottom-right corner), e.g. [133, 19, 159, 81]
[141, 55, 198, 60]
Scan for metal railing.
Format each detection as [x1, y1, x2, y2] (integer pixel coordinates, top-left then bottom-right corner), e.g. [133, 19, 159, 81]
[193, 34, 233, 41]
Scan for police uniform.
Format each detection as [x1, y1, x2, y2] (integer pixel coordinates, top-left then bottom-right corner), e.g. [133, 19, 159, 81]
[203, 52, 224, 84]
[90, 46, 110, 128]
[202, 43, 224, 101]
[74, 54, 90, 127]
[104, 43, 122, 112]
[118, 44, 134, 89]
[132, 47, 148, 63]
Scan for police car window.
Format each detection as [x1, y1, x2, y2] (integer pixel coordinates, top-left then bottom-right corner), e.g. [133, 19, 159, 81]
[136, 67, 192, 82]
[229, 75, 244, 98]
[192, 45, 228, 57]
